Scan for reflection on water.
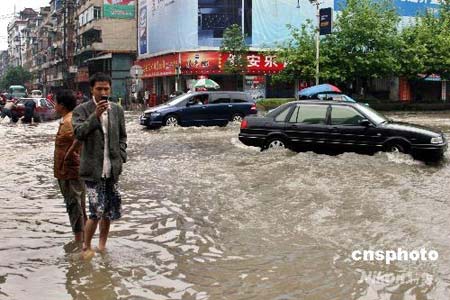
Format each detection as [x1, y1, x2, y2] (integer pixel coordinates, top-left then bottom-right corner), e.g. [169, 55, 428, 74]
[0, 112, 450, 299]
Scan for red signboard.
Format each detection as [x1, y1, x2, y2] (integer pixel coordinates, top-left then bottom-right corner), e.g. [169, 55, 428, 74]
[181, 52, 222, 75]
[228, 53, 285, 74]
[138, 51, 286, 78]
[137, 54, 178, 78]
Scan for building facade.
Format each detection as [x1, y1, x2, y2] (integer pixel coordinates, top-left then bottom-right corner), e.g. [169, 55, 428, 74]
[4, 0, 136, 100]
[7, 9, 38, 68]
[74, 0, 137, 100]
[136, 0, 445, 104]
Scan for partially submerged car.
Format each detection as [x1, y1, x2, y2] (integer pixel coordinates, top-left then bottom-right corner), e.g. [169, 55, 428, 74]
[140, 91, 257, 128]
[13, 98, 57, 122]
[239, 100, 447, 162]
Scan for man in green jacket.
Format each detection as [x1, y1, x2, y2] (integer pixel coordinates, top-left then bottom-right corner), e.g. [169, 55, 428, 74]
[72, 72, 127, 259]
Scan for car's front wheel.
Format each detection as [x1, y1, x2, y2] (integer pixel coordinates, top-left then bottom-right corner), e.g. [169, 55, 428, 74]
[384, 141, 409, 154]
[164, 115, 179, 127]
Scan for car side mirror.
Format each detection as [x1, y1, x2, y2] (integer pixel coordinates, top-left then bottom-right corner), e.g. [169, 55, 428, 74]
[359, 119, 371, 127]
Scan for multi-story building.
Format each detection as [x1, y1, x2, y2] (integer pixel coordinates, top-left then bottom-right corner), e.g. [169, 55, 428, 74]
[7, 8, 38, 68]
[21, 15, 39, 91]
[74, 0, 136, 99]
[29, 6, 52, 92]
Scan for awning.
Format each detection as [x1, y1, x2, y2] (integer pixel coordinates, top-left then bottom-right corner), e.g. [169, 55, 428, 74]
[84, 53, 112, 63]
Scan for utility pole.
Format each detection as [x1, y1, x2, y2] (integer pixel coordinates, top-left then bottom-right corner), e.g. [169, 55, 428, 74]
[297, 0, 321, 85]
[314, 0, 320, 86]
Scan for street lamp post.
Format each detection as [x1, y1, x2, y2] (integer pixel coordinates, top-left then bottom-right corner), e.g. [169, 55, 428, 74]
[313, 0, 320, 86]
[297, 0, 321, 85]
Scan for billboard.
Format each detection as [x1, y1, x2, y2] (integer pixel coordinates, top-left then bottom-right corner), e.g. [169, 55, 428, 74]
[137, 0, 440, 57]
[198, 0, 252, 47]
[334, 0, 440, 17]
[104, 0, 136, 19]
[146, 0, 198, 54]
[252, 0, 333, 48]
[138, 0, 148, 55]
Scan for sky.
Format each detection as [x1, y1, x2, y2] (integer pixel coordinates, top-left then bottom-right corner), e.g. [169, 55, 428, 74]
[0, 0, 51, 50]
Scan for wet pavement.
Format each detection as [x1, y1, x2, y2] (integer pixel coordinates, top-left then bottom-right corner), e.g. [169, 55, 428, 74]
[1, 111, 450, 300]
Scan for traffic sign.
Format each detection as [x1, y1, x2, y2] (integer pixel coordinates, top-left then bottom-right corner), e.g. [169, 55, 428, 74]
[130, 65, 144, 78]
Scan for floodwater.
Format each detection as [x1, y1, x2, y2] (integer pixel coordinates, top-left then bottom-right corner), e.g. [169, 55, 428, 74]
[1, 111, 450, 300]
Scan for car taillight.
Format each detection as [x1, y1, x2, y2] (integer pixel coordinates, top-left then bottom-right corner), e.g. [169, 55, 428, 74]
[250, 103, 257, 110]
[240, 119, 248, 129]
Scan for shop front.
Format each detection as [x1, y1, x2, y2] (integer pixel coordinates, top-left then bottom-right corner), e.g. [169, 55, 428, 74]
[136, 51, 286, 106]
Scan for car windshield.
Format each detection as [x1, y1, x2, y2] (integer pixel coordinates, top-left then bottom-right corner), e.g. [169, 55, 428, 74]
[165, 94, 190, 106]
[11, 87, 26, 93]
[356, 104, 388, 125]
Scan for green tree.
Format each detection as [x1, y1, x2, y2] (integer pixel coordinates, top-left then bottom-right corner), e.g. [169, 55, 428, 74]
[271, 21, 318, 84]
[220, 24, 249, 75]
[0, 66, 32, 90]
[327, 0, 400, 87]
[398, 0, 450, 79]
[274, 0, 400, 89]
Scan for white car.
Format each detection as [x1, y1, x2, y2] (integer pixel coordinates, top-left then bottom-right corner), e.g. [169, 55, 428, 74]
[30, 90, 43, 98]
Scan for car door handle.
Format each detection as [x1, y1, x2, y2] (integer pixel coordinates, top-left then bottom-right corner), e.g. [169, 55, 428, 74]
[202, 106, 207, 109]
[228, 105, 232, 107]
[331, 126, 339, 131]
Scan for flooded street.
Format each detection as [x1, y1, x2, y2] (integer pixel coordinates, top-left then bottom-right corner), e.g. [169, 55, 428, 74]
[1, 111, 450, 300]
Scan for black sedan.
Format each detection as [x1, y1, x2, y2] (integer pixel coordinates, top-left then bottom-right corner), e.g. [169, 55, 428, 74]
[239, 101, 447, 161]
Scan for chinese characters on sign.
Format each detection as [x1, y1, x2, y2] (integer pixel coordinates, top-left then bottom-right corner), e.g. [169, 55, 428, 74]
[138, 52, 286, 78]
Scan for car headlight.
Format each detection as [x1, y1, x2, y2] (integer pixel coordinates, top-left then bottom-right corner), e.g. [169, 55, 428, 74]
[431, 136, 444, 144]
[151, 112, 161, 117]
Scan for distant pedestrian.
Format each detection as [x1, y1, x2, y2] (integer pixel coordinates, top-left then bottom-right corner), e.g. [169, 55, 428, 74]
[1, 99, 17, 121]
[22, 99, 36, 123]
[54, 90, 87, 246]
[72, 72, 127, 259]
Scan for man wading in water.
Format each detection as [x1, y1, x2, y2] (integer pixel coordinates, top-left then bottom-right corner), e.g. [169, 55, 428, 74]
[54, 90, 87, 247]
[72, 72, 127, 259]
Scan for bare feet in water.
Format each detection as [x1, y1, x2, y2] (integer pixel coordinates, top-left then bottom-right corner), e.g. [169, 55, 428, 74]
[81, 248, 95, 260]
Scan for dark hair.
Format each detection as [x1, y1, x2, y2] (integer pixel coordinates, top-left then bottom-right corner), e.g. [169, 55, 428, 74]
[56, 90, 77, 111]
[89, 72, 112, 87]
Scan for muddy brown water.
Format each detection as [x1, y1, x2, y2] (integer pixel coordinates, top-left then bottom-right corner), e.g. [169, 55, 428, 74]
[0, 111, 450, 300]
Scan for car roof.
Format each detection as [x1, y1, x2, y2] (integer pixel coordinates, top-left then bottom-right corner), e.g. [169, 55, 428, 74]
[191, 91, 249, 95]
[293, 100, 358, 106]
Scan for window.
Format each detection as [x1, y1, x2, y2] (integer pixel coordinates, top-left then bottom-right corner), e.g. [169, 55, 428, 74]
[331, 106, 364, 125]
[93, 7, 101, 19]
[274, 106, 292, 122]
[289, 106, 300, 123]
[231, 93, 248, 103]
[210, 94, 230, 104]
[295, 105, 328, 124]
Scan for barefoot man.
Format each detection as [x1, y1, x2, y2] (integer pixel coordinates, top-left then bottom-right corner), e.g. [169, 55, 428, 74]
[72, 72, 127, 258]
[54, 90, 87, 246]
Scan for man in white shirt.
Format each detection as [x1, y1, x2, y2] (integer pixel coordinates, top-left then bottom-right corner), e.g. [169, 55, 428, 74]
[72, 72, 127, 259]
